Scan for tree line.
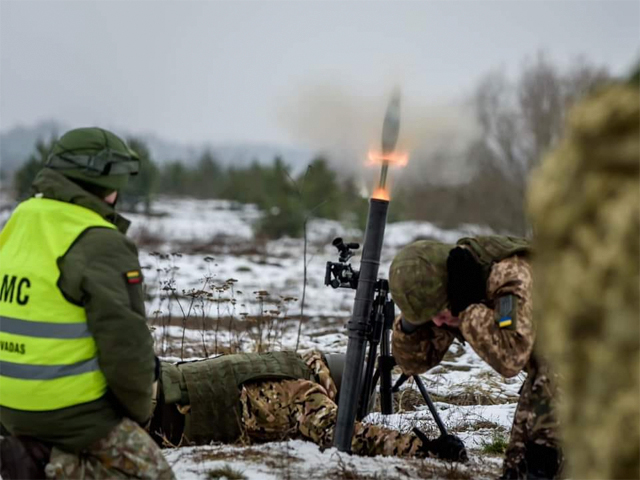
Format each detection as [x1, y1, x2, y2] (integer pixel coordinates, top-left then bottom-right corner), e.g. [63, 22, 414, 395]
[12, 140, 370, 239]
[11, 53, 619, 238]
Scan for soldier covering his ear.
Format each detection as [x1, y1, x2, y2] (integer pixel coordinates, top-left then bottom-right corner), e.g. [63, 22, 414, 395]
[389, 236, 562, 479]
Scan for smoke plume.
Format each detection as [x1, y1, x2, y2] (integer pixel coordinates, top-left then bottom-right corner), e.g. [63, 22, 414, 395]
[277, 83, 481, 192]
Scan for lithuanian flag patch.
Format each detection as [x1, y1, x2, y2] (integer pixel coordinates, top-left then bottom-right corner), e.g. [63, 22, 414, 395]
[125, 270, 142, 284]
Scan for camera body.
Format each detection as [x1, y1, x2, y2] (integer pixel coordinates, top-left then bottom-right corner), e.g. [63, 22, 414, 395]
[324, 237, 360, 290]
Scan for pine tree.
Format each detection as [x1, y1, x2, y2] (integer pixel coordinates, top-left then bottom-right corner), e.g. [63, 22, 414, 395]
[193, 150, 223, 198]
[121, 137, 158, 214]
[13, 137, 57, 200]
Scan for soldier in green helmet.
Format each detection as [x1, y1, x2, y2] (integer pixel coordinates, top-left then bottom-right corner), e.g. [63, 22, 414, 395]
[389, 236, 562, 479]
[148, 349, 446, 459]
[0, 128, 174, 479]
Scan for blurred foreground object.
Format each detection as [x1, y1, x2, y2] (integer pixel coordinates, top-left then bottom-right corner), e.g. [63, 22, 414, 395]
[528, 74, 640, 479]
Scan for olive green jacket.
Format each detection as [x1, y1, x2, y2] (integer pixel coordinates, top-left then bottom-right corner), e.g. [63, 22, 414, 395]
[0, 169, 156, 452]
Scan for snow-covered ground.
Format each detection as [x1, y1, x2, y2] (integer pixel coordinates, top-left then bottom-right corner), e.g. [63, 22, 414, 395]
[0, 195, 519, 479]
[131, 197, 518, 479]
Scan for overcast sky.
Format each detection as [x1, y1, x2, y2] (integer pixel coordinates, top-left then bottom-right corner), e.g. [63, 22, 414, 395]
[1, 0, 638, 147]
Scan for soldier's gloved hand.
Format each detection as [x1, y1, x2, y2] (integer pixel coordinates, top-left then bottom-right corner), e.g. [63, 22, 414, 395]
[392, 316, 433, 376]
[447, 247, 485, 316]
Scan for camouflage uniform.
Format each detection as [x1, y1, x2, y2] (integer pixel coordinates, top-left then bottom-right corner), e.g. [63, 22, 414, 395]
[150, 351, 424, 458]
[528, 81, 639, 479]
[390, 241, 562, 478]
[240, 351, 423, 458]
[45, 418, 175, 480]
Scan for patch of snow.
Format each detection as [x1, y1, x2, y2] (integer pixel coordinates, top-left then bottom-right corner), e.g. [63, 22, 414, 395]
[164, 438, 501, 480]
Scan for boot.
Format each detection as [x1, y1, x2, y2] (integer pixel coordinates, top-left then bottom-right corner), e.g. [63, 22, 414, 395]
[524, 442, 562, 479]
[0, 435, 52, 479]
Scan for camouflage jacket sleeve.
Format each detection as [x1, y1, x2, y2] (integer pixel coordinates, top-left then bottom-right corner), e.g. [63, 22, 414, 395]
[392, 316, 455, 375]
[302, 350, 338, 401]
[458, 255, 534, 378]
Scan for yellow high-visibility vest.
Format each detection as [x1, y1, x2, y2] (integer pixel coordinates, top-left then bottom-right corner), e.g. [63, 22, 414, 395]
[0, 197, 114, 410]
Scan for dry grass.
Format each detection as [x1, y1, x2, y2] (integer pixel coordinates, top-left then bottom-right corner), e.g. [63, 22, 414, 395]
[451, 419, 504, 434]
[480, 433, 509, 455]
[191, 445, 302, 469]
[392, 387, 428, 413]
[439, 391, 510, 406]
[207, 465, 247, 480]
[325, 455, 387, 480]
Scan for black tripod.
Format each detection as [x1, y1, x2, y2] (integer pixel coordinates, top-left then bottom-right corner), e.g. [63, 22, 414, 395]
[325, 238, 467, 461]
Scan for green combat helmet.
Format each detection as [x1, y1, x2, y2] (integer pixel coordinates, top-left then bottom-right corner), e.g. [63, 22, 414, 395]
[389, 240, 452, 326]
[46, 127, 139, 196]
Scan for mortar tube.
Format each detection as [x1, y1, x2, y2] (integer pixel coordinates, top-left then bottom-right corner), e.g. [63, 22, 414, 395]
[333, 198, 389, 452]
[378, 162, 389, 189]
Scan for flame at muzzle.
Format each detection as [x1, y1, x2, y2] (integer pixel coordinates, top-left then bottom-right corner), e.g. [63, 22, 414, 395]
[365, 89, 408, 201]
[367, 150, 409, 167]
[371, 187, 390, 201]
[367, 149, 409, 200]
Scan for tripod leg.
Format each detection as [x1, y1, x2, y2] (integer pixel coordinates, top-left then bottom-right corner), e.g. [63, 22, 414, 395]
[413, 375, 448, 437]
[379, 355, 394, 414]
[357, 340, 379, 420]
[379, 299, 394, 415]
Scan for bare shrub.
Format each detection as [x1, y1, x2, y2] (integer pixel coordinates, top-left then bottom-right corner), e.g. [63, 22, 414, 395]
[395, 54, 610, 235]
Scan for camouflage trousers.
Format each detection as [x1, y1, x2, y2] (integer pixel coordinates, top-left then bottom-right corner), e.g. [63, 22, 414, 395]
[45, 418, 175, 480]
[502, 361, 563, 479]
[241, 379, 422, 458]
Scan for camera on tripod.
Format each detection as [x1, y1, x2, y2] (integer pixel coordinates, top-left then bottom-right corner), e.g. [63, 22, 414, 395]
[324, 237, 360, 290]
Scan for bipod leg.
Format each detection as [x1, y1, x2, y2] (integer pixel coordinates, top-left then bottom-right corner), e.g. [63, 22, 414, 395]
[413, 375, 447, 436]
[412, 375, 468, 463]
[391, 373, 410, 393]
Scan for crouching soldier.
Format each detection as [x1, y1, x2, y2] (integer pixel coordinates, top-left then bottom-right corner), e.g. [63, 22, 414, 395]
[148, 350, 433, 459]
[389, 236, 562, 479]
[0, 128, 174, 479]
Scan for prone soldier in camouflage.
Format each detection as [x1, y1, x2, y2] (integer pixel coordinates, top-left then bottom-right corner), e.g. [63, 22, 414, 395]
[148, 350, 432, 459]
[0, 128, 174, 480]
[528, 71, 639, 479]
[389, 236, 562, 479]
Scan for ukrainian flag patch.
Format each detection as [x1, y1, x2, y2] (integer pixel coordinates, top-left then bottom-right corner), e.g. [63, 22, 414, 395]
[125, 270, 142, 284]
[495, 295, 517, 329]
[498, 317, 513, 328]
